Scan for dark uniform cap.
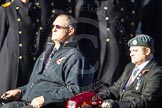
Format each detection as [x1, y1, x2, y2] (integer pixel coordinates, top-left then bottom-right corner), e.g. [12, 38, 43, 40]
[128, 34, 154, 47]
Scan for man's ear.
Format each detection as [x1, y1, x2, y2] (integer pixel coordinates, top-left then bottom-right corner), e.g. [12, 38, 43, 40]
[145, 47, 151, 55]
[68, 27, 75, 36]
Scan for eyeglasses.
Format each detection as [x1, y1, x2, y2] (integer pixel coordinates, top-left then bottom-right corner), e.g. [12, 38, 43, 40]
[51, 24, 69, 29]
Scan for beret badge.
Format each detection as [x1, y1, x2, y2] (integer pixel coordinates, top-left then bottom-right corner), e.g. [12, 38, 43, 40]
[132, 40, 137, 45]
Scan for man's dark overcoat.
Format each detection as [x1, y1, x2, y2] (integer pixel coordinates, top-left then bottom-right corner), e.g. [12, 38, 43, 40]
[92, 0, 142, 85]
[0, 0, 41, 95]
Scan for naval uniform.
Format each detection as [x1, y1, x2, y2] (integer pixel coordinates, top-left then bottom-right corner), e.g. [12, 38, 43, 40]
[93, 0, 142, 85]
[73, 0, 100, 69]
[0, 0, 42, 95]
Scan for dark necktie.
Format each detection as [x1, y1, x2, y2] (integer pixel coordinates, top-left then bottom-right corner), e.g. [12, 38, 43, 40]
[44, 48, 57, 71]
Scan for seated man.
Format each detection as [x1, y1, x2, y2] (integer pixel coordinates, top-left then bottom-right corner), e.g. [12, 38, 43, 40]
[0, 14, 93, 108]
[96, 34, 162, 108]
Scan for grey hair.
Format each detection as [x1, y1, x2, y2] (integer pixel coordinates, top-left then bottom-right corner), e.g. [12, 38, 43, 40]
[57, 14, 77, 29]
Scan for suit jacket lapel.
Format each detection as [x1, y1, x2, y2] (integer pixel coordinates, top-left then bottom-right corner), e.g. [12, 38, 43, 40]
[121, 64, 135, 90]
[126, 59, 155, 89]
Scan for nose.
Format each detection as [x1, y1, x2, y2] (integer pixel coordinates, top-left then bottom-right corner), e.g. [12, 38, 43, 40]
[130, 51, 133, 57]
[52, 26, 57, 32]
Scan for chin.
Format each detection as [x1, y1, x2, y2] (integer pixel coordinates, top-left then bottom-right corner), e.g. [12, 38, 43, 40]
[52, 37, 57, 40]
[52, 37, 55, 40]
[131, 60, 136, 64]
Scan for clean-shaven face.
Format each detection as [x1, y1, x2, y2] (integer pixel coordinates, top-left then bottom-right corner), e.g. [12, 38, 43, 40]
[20, 0, 29, 4]
[129, 46, 149, 65]
[51, 16, 70, 42]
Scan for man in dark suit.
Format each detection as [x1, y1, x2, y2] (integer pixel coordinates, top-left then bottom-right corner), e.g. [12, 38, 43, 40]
[0, 14, 93, 108]
[96, 34, 162, 108]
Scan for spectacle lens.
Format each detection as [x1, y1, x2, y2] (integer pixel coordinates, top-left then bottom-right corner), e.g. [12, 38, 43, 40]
[51, 25, 68, 29]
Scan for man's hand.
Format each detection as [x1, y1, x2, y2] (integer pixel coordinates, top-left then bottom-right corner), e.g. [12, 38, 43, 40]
[101, 99, 119, 108]
[30, 96, 45, 108]
[0, 89, 22, 100]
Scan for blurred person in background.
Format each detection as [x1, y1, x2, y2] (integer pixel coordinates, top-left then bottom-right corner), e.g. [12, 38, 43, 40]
[141, 0, 162, 66]
[0, 0, 44, 95]
[90, 0, 142, 86]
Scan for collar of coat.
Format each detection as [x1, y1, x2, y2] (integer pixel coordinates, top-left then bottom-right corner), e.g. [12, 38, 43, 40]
[131, 59, 155, 79]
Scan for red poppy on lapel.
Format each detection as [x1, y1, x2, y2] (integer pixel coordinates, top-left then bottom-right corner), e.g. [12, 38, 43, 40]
[141, 69, 149, 75]
[56, 57, 65, 64]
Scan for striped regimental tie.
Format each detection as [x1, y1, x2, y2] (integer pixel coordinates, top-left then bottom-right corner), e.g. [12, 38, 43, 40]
[126, 67, 140, 87]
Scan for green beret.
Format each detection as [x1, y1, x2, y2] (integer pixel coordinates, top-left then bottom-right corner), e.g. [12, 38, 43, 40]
[128, 34, 154, 47]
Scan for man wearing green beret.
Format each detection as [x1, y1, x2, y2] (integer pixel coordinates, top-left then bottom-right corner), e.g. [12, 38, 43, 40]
[95, 34, 162, 108]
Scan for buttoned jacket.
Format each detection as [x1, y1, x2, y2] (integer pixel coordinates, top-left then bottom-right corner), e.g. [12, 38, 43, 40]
[98, 59, 162, 108]
[0, 0, 41, 95]
[19, 42, 93, 104]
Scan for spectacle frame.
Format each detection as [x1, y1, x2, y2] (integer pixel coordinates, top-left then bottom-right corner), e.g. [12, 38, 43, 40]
[51, 25, 69, 29]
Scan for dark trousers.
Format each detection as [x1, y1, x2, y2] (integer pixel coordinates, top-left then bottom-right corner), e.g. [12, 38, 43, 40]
[0, 101, 32, 108]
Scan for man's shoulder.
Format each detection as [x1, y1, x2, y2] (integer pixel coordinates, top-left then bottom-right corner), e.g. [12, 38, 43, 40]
[1, 2, 11, 8]
[62, 42, 82, 55]
[64, 47, 83, 58]
[125, 63, 134, 69]
[149, 60, 162, 72]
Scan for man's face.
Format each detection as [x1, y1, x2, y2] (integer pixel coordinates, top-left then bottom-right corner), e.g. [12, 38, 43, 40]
[129, 46, 149, 65]
[20, 0, 29, 4]
[51, 16, 70, 42]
